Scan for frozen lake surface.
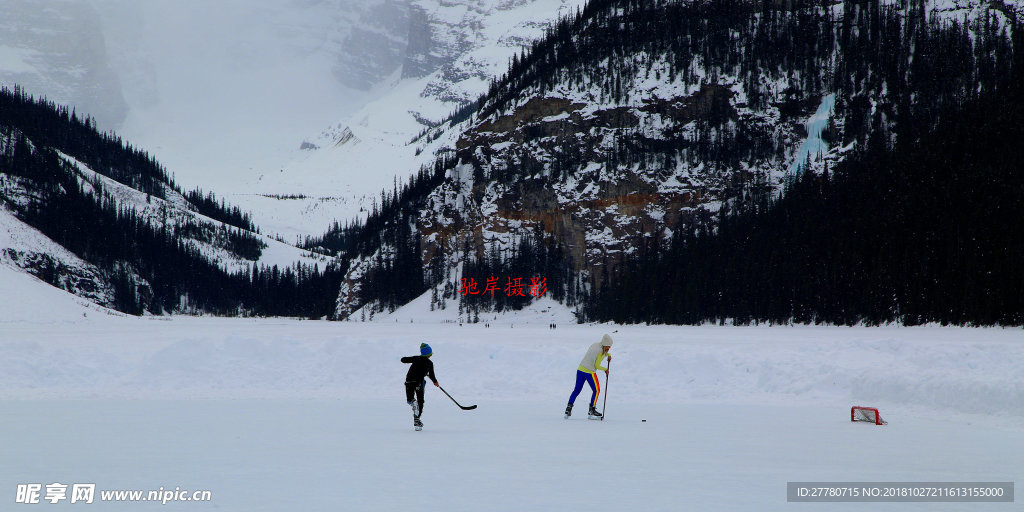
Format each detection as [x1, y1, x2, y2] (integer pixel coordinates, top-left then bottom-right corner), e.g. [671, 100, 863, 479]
[1, 312, 1021, 510]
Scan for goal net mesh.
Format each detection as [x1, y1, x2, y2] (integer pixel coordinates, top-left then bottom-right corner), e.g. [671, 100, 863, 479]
[851, 406, 887, 425]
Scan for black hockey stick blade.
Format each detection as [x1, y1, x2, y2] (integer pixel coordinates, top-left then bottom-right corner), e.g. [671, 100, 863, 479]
[438, 385, 477, 410]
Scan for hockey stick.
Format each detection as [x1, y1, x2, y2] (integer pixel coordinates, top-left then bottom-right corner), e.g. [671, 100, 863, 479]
[600, 360, 610, 420]
[438, 385, 477, 410]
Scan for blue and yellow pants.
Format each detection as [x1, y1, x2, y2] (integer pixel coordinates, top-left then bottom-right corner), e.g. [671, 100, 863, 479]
[568, 370, 600, 407]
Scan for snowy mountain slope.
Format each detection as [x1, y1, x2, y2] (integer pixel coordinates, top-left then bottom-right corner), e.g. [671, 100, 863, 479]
[68, 154, 326, 272]
[240, 0, 590, 239]
[0, 91, 336, 315]
[0, 255, 124, 323]
[252, 0, 1021, 241]
[0, 146, 326, 311]
[331, 0, 1023, 319]
[92, 0, 375, 195]
[3, 0, 588, 242]
[0, 203, 118, 309]
[333, 0, 412, 90]
[1, 0, 396, 205]
[0, 0, 592, 243]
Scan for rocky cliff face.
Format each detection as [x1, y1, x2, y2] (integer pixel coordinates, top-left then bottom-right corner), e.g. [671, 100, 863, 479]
[419, 85, 818, 282]
[334, 79, 833, 319]
[333, 0, 412, 90]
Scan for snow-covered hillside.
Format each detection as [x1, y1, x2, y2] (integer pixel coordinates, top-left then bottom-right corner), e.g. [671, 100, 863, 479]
[92, 0, 376, 195]
[241, 0, 590, 239]
[54, 153, 325, 273]
[0, 199, 120, 308]
[1, 0, 594, 241]
[1, 0, 379, 200]
[0, 147, 323, 271]
[0, 130, 328, 313]
[328, 0, 1024, 319]
[0, 246, 123, 322]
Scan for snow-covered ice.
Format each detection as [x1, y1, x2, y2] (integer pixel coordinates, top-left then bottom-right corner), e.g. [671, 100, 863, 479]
[1, 278, 1021, 510]
[4, 398, 1019, 511]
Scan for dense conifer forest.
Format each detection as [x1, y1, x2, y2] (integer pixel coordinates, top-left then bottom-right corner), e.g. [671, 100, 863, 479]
[588, 81, 1024, 325]
[578, 0, 1024, 325]
[579, 0, 1024, 325]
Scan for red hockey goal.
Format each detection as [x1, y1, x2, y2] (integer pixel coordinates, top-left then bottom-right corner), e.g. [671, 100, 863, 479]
[851, 406, 887, 425]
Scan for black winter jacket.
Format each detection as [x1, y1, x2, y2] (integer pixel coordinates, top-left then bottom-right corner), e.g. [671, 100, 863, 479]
[401, 355, 438, 385]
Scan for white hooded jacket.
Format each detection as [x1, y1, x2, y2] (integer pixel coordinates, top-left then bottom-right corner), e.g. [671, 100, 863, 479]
[577, 334, 613, 374]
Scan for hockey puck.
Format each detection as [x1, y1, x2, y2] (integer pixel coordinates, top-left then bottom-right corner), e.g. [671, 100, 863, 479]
[642, 419, 646, 422]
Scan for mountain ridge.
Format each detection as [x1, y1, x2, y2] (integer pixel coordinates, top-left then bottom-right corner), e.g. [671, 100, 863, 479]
[327, 0, 1023, 325]
[1, 0, 1020, 326]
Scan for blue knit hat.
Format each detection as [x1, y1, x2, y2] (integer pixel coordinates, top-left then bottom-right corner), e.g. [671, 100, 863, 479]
[420, 343, 432, 357]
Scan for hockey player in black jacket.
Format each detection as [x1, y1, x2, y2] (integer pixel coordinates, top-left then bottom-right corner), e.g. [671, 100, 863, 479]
[401, 343, 439, 430]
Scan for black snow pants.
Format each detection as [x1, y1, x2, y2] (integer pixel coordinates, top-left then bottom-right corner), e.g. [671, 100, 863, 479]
[405, 380, 424, 416]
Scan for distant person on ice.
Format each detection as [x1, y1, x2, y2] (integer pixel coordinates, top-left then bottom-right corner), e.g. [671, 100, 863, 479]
[565, 334, 612, 419]
[402, 343, 439, 429]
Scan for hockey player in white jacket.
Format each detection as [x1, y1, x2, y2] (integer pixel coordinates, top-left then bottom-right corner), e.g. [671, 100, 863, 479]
[564, 334, 613, 419]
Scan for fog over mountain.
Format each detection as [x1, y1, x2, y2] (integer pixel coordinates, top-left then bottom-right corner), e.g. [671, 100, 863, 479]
[1, 0, 580, 240]
[0, 0, 383, 192]
[0, 0, 127, 128]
